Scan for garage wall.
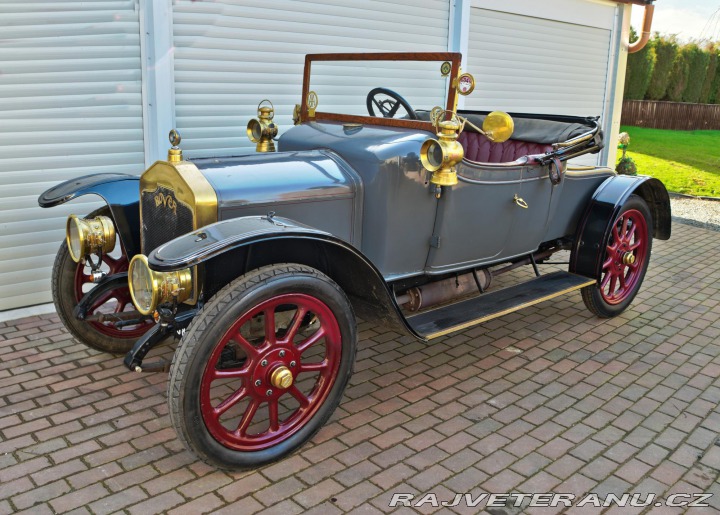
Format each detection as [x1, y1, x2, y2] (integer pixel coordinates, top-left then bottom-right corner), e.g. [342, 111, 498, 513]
[463, 0, 619, 164]
[0, 1, 145, 311]
[172, 0, 452, 158]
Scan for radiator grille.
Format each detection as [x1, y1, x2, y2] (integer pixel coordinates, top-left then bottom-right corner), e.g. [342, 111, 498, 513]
[141, 186, 194, 253]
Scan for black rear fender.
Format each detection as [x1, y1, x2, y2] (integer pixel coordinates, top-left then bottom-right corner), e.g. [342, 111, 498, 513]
[148, 216, 413, 336]
[570, 175, 671, 279]
[38, 173, 141, 257]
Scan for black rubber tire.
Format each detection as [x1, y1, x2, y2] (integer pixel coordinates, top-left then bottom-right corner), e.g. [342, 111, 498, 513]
[581, 194, 653, 318]
[52, 207, 141, 354]
[168, 263, 357, 470]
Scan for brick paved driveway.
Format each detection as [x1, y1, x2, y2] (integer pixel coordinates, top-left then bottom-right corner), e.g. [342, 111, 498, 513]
[1, 221, 720, 514]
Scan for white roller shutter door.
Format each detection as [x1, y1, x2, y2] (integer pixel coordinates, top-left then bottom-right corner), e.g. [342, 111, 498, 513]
[465, 1, 617, 164]
[173, 0, 452, 158]
[0, 1, 145, 310]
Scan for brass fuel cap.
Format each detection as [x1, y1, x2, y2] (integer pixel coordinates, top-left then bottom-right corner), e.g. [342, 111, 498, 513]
[270, 366, 293, 389]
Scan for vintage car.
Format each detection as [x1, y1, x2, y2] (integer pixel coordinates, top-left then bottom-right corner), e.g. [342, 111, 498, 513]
[39, 52, 670, 469]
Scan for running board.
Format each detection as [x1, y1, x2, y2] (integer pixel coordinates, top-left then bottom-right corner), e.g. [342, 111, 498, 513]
[407, 271, 595, 340]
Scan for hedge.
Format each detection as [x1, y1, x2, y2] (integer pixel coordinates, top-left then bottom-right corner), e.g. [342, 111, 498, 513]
[625, 33, 720, 105]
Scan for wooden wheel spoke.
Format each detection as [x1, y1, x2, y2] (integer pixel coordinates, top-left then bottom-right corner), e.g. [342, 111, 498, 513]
[299, 360, 328, 373]
[236, 399, 260, 436]
[268, 399, 280, 432]
[296, 327, 325, 354]
[215, 387, 248, 417]
[627, 223, 637, 242]
[608, 275, 618, 296]
[212, 367, 250, 380]
[284, 306, 308, 344]
[264, 308, 276, 345]
[288, 385, 310, 408]
[600, 271, 612, 290]
[233, 334, 259, 358]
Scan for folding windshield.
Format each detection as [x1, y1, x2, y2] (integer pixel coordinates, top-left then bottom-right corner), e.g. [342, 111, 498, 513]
[300, 53, 461, 131]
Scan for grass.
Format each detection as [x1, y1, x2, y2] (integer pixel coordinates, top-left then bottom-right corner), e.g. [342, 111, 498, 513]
[619, 125, 720, 197]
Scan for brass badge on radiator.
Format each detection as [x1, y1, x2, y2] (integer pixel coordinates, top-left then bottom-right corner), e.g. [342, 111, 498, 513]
[154, 192, 177, 215]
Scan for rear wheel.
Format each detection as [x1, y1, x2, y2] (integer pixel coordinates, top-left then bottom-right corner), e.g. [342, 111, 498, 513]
[52, 207, 153, 354]
[581, 194, 653, 317]
[168, 264, 356, 469]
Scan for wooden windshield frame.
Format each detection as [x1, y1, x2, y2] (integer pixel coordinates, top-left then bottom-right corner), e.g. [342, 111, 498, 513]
[300, 52, 462, 131]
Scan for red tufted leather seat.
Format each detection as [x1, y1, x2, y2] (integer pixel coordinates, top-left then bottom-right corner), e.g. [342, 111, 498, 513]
[458, 132, 553, 164]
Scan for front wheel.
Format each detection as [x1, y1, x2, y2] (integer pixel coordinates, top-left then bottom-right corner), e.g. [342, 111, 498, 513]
[581, 194, 653, 318]
[168, 264, 357, 469]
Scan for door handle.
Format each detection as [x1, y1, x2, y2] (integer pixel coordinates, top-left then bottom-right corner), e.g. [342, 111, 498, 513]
[513, 194, 528, 209]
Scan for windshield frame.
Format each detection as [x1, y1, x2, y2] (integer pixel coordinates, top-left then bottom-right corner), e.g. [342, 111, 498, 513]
[300, 52, 462, 131]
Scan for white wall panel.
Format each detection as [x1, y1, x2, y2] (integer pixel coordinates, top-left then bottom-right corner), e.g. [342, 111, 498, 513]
[0, 0, 145, 310]
[464, 5, 616, 164]
[173, 0, 452, 158]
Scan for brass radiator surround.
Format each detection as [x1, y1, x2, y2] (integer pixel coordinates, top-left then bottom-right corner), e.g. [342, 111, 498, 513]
[140, 160, 218, 306]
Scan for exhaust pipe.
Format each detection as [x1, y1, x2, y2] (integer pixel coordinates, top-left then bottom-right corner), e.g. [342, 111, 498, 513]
[396, 269, 491, 312]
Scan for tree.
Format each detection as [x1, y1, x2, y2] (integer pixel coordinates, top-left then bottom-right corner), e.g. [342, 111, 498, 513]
[624, 36, 657, 100]
[646, 35, 679, 100]
[666, 49, 690, 102]
[682, 43, 710, 103]
[699, 44, 718, 103]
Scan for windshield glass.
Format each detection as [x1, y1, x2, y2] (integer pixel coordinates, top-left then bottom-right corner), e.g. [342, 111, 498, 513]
[302, 53, 460, 128]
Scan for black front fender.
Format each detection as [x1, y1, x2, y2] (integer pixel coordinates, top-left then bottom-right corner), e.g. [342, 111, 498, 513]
[38, 173, 141, 256]
[148, 215, 418, 339]
[570, 175, 671, 279]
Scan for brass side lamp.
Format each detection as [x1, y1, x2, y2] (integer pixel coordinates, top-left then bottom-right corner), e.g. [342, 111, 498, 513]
[247, 100, 278, 152]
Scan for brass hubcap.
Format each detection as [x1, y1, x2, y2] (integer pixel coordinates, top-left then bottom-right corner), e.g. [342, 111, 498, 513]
[270, 366, 293, 389]
[622, 252, 636, 266]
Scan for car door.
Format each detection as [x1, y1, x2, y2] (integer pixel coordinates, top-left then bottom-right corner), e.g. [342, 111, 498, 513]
[425, 160, 555, 273]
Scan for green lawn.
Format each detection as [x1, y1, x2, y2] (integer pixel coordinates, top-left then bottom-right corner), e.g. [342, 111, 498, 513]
[619, 125, 720, 197]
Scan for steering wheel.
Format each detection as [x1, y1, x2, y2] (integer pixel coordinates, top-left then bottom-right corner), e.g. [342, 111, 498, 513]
[366, 88, 419, 120]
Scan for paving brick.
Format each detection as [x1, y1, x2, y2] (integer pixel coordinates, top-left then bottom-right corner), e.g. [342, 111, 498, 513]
[88, 486, 147, 515]
[127, 490, 186, 515]
[293, 478, 344, 508]
[167, 493, 224, 515]
[49, 484, 110, 513]
[11, 479, 71, 510]
[216, 472, 269, 503]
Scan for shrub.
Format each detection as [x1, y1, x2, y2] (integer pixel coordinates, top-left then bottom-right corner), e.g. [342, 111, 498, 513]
[646, 35, 679, 100]
[624, 37, 656, 100]
[682, 43, 710, 103]
[699, 44, 718, 103]
[665, 49, 690, 102]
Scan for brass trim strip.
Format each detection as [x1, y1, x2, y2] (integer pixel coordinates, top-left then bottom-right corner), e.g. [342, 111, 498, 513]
[424, 278, 596, 340]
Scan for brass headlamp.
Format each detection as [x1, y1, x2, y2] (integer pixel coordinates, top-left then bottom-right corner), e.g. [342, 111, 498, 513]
[66, 214, 116, 262]
[247, 100, 278, 152]
[128, 254, 193, 315]
[420, 111, 464, 189]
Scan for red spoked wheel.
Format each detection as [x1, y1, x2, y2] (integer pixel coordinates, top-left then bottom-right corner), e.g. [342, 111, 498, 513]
[582, 195, 653, 318]
[599, 208, 649, 305]
[169, 264, 356, 469]
[201, 294, 341, 451]
[73, 247, 153, 339]
[52, 207, 153, 354]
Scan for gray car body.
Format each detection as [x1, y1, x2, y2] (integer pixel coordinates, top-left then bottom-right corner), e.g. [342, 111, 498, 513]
[184, 119, 612, 282]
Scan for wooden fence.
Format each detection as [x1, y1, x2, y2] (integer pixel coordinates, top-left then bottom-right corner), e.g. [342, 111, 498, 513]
[621, 100, 720, 131]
